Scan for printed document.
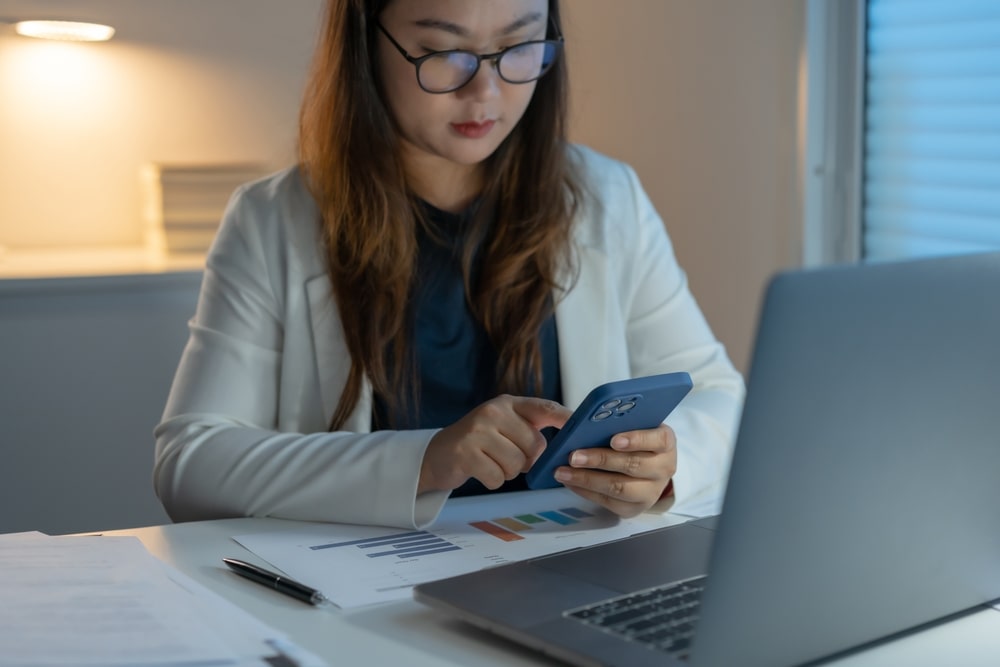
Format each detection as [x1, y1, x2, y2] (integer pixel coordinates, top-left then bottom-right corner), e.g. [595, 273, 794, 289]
[234, 487, 682, 608]
[0, 531, 326, 667]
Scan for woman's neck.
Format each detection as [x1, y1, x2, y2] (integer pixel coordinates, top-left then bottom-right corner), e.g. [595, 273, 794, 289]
[401, 145, 484, 214]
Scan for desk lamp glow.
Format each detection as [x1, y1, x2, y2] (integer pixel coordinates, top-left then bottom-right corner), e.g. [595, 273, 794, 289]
[15, 20, 115, 42]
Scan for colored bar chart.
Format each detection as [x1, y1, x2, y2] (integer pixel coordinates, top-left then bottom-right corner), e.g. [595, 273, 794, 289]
[469, 521, 524, 542]
[538, 510, 576, 526]
[470, 507, 595, 541]
[309, 531, 462, 558]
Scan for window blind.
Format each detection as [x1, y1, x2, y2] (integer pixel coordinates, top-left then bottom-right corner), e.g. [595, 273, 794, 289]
[863, 0, 1000, 260]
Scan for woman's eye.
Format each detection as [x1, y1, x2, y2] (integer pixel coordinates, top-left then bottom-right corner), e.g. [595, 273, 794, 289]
[418, 42, 459, 54]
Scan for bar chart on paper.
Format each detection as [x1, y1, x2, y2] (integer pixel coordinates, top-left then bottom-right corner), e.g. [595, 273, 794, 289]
[309, 531, 463, 559]
[469, 507, 596, 542]
[307, 506, 597, 558]
[233, 489, 670, 608]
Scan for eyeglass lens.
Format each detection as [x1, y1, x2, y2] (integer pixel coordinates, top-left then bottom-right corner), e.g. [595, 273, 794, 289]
[419, 42, 559, 93]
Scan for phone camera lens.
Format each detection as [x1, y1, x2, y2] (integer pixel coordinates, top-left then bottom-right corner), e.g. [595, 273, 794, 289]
[616, 401, 637, 413]
[600, 399, 622, 410]
[592, 410, 614, 421]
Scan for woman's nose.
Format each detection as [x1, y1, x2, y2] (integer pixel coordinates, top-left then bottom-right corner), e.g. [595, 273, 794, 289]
[457, 59, 502, 102]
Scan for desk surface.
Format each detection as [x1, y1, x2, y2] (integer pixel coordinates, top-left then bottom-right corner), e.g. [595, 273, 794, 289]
[106, 517, 1000, 667]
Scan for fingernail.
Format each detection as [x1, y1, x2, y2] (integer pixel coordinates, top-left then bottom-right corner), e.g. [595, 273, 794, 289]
[554, 469, 572, 482]
[570, 451, 588, 466]
[612, 436, 629, 450]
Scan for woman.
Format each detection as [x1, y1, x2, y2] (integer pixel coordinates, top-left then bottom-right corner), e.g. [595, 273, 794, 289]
[154, 0, 745, 528]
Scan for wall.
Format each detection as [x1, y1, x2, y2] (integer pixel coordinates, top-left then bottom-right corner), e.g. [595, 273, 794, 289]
[0, 0, 323, 250]
[565, 1, 806, 371]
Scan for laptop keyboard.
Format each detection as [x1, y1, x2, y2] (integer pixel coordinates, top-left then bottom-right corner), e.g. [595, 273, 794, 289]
[564, 575, 707, 659]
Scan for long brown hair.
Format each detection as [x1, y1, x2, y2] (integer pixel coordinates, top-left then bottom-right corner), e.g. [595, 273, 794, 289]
[299, 0, 583, 430]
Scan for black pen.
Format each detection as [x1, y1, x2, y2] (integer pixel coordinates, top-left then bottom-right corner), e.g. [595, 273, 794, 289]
[222, 557, 326, 606]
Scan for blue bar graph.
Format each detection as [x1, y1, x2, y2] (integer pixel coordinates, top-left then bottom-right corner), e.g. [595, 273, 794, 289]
[309, 531, 427, 550]
[538, 510, 577, 526]
[310, 531, 462, 559]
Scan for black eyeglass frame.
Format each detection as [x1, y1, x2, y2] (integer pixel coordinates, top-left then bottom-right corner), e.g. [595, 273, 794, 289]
[375, 20, 564, 94]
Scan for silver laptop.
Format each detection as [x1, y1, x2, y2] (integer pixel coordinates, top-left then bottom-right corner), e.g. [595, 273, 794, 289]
[413, 252, 1000, 666]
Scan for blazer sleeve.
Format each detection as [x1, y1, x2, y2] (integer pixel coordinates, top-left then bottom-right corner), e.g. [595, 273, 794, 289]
[153, 182, 450, 529]
[615, 161, 746, 516]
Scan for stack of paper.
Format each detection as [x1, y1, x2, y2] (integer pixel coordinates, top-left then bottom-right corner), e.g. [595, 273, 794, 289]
[141, 163, 269, 256]
[0, 532, 325, 667]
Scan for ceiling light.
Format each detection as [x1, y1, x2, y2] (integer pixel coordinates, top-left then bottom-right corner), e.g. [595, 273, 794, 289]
[15, 20, 115, 42]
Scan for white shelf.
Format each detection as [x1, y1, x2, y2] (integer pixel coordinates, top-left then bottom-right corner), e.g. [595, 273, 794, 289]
[0, 246, 205, 279]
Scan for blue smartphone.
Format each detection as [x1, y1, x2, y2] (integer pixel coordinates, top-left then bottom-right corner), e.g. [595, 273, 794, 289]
[525, 372, 693, 490]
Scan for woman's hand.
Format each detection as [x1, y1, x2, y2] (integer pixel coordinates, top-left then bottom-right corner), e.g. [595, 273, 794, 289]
[419, 395, 572, 494]
[554, 424, 677, 518]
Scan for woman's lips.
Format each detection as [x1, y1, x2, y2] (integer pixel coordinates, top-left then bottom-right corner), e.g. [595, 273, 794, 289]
[451, 120, 496, 139]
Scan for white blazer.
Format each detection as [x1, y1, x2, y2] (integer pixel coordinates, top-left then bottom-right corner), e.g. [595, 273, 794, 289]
[154, 145, 745, 528]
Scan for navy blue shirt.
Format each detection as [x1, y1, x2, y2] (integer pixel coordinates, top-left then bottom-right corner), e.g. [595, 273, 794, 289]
[372, 201, 562, 496]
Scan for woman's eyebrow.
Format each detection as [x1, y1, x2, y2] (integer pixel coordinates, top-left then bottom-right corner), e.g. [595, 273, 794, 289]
[412, 12, 544, 38]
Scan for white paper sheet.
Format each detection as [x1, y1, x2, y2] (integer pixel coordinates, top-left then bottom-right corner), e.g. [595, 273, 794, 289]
[0, 532, 238, 666]
[234, 488, 683, 609]
[0, 532, 326, 667]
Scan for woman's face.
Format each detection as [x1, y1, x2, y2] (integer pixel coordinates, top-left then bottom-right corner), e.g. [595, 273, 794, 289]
[376, 0, 550, 175]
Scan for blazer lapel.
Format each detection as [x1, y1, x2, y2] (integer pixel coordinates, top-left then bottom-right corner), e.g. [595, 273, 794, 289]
[555, 244, 616, 410]
[299, 273, 381, 435]
[305, 273, 347, 425]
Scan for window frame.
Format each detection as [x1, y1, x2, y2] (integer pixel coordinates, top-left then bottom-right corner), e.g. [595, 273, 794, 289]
[803, 0, 866, 266]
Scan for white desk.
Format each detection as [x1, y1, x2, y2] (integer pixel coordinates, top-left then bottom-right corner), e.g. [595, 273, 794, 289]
[106, 517, 1000, 667]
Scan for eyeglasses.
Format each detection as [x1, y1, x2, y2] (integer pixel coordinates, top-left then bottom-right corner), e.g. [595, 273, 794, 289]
[376, 21, 563, 94]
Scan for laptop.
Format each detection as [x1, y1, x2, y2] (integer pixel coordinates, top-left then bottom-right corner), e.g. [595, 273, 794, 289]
[413, 252, 1000, 666]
